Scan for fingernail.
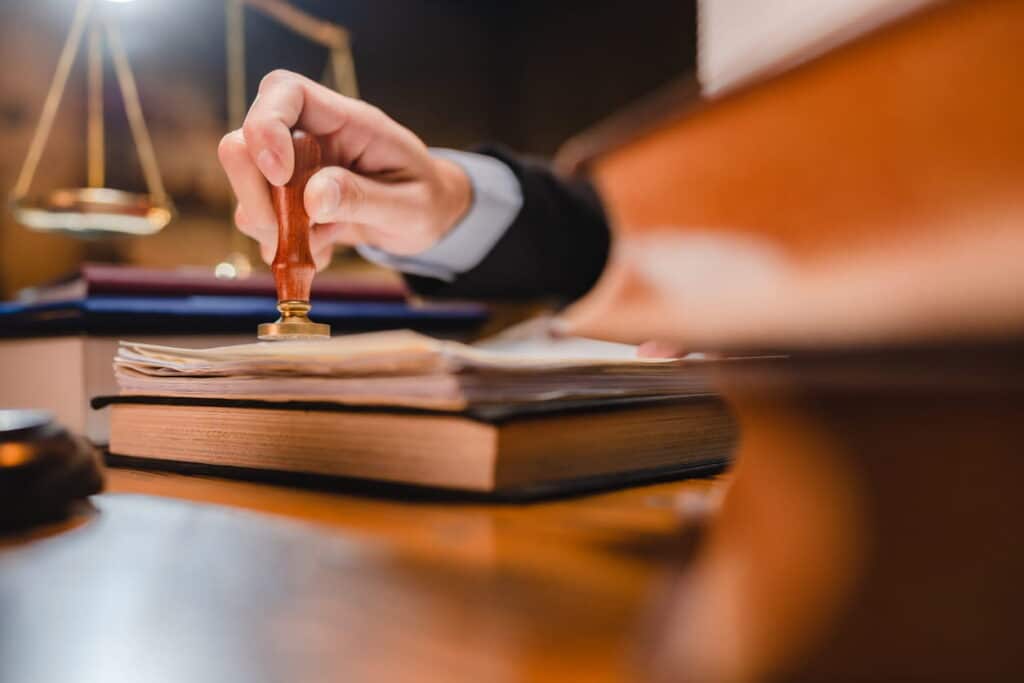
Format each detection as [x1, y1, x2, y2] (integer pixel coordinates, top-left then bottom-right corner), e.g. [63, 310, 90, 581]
[311, 176, 341, 221]
[256, 149, 283, 185]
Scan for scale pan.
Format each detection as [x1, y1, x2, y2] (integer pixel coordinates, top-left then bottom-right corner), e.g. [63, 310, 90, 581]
[11, 187, 173, 237]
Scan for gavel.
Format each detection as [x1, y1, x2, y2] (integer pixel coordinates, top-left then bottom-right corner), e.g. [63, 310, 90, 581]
[0, 410, 103, 531]
[258, 130, 331, 341]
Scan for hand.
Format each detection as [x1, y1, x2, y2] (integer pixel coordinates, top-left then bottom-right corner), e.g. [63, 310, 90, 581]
[636, 340, 689, 359]
[218, 70, 472, 270]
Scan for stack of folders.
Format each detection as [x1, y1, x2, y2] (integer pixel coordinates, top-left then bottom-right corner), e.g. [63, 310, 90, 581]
[99, 330, 737, 496]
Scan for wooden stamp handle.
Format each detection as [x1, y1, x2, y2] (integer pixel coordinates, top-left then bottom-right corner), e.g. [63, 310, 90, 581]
[271, 130, 322, 303]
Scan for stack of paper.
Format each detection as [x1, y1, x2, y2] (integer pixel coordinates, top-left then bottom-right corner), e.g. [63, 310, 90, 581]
[114, 330, 715, 410]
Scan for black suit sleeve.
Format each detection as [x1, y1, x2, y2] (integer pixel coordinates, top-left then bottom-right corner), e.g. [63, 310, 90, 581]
[404, 145, 611, 304]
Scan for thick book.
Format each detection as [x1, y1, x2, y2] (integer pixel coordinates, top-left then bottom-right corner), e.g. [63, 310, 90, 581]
[16, 263, 406, 304]
[101, 330, 734, 494]
[99, 395, 733, 496]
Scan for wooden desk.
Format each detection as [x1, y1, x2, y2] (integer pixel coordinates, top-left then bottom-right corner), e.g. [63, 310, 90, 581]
[0, 466, 723, 683]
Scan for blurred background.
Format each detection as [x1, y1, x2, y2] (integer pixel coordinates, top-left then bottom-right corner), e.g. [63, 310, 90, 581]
[0, 0, 697, 299]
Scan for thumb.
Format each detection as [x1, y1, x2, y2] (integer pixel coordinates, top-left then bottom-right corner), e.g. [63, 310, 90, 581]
[304, 166, 404, 230]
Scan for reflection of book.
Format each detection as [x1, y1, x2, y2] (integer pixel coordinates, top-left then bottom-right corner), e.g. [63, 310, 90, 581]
[17, 263, 406, 304]
[102, 331, 734, 494]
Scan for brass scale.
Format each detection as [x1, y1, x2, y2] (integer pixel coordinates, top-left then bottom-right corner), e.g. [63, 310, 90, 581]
[10, 0, 357, 338]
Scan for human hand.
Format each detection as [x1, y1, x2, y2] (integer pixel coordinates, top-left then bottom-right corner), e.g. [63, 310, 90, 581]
[218, 70, 471, 270]
[636, 340, 689, 359]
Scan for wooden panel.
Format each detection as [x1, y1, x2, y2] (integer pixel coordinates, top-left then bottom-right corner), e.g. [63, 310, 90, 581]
[562, 0, 1024, 349]
[593, 0, 1024, 256]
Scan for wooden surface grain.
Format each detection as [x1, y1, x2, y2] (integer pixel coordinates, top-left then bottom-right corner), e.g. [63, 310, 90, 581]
[103, 469, 723, 564]
[0, 469, 723, 683]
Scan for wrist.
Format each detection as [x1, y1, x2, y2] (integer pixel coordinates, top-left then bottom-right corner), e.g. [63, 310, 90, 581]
[430, 156, 472, 245]
[360, 150, 522, 279]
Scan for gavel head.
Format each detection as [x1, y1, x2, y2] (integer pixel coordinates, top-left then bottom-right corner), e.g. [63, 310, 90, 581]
[0, 410, 103, 531]
[258, 130, 331, 341]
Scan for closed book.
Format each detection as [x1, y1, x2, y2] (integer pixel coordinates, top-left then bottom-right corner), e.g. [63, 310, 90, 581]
[99, 330, 736, 495]
[100, 396, 734, 496]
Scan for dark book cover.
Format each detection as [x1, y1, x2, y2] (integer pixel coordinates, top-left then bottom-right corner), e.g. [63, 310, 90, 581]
[17, 263, 407, 303]
[95, 394, 732, 500]
[0, 296, 488, 337]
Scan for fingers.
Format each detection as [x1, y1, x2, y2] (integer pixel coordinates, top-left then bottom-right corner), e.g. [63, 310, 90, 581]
[258, 238, 276, 267]
[219, 130, 277, 240]
[235, 186, 363, 270]
[242, 72, 304, 186]
[234, 203, 273, 248]
[224, 69, 442, 263]
[251, 221, 355, 270]
[304, 166, 412, 228]
[223, 134, 360, 260]
[304, 169, 342, 223]
[242, 70, 419, 186]
[223, 130, 359, 265]
[320, 223, 379, 253]
[308, 221, 362, 254]
[637, 340, 689, 359]
[312, 243, 333, 272]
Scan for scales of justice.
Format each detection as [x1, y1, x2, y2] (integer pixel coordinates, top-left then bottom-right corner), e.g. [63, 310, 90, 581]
[11, 0, 357, 339]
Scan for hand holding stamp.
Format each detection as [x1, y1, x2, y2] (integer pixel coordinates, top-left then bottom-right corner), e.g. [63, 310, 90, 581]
[257, 130, 331, 341]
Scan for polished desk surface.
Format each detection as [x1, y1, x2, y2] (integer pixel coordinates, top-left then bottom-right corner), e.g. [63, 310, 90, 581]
[4, 346, 1024, 683]
[0, 467, 724, 683]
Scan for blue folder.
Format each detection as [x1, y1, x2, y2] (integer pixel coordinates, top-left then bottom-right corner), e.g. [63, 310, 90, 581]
[0, 295, 488, 337]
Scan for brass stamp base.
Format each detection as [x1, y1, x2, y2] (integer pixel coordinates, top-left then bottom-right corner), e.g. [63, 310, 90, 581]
[258, 300, 331, 341]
